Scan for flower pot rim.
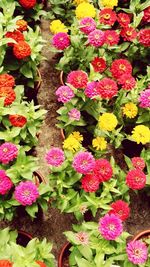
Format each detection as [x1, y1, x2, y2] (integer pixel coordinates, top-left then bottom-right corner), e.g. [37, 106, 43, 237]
[58, 242, 71, 267]
[17, 230, 33, 241]
[60, 128, 65, 140]
[60, 71, 64, 86]
[133, 229, 150, 241]
[33, 170, 47, 185]
[35, 68, 42, 91]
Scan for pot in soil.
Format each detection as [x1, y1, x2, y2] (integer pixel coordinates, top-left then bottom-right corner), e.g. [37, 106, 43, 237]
[17, 230, 32, 247]
[58, 242, 71, 267]
[25, 68, 42, 103]
[133, 230, 150, 242]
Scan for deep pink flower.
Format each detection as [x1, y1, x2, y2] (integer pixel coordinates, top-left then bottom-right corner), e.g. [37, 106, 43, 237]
[143, 7, 150, 23]
[80, 17, 96, 35]
[68, 109, 81, 121]
[0, 142, 18, 164]
[120, 26, 137, 41]
[131, 157, 145, 170]
[14, 181, 39, 206]
[72, 151, 95, 174]
[96, 78, 118, 99]
[81, 173, 100, 192]
[126, 169, 146, 190]
[75, 232, 89, 245]
[45, 147, 65, 167]
[93, 159, 113, 182]
[56, 86, 75, 103]
[84, 81, 98, 98]
[126, 240, 148, 264]
[52, 32, 70, 50]
[139, 89, 150, 108]
[117, 13, 130, 27]
[104, 30, 119, 46]
[110, 59, 132, 79]
[138, 29, 150, 47]
[91, 57, 106, 73]
[98, 214, 123, 240]
[109, 200, 130, 221]
[0, 170, 13, 195]
[88, 29, 105, 47]
[67, 70, 88, 89]
[118, 74, 136, 90]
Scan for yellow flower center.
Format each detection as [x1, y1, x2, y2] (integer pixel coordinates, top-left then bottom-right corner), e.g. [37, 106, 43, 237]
[104, 14, 110, 19]
[119, 64, 126, 70]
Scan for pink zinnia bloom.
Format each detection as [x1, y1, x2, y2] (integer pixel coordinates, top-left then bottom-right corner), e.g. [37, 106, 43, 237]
[138, 29, 150, 47]
[75, 232, 89, 245]
[84, 81, 98, 98]
[126, 240, 148, 265]
[14, 181, 39, 206]
[67, 70, 88, 89]
[96, 78, 118, 99]
[110, 59, 132, 80]
[68, 108, 81, 121]
[56, 86, 75, 103]
[0, 170, 13, 195]
[80, 17, 96, 35]
[45, 147, 65, 167]
[104, 30, 120, 46]
[131, 157, 145, 170]
[72, 151, 95, 174]
[98, 214, 123, 240]
[0, 142, 18, 164]
[52, 32, 70, 50]
[139, 89, 150, 108]
[109, 200, 130, 221]
[126, 169, 146, 190]
[143, 7, 150, 23]
[118, 74, 136, 90]
[88, 29, 105, 47]
[121, 26, 137, 42]
[117, 12, 130, 27]
[81, 173, 100, 192]
[93, 159, 113, 182]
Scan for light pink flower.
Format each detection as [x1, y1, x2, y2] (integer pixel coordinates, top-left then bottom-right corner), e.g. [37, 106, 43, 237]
[72, 151, 95, 174]
[0, 170, 13, 195]
[52, 32, 70, 50]
[80, 17, 96, 35]
[98, 214, 123, 240]
[75, 232, 89, 245]
[45, 147, 65, 167]
[68, 109, 81, 121]
[14, 181, 39, 206]
[126, 240, 148, 264]
[56, 86, 75, 103]
[88, 29, 105, 47]
[0, 142, 18, 164]
[84, 81, 98, 98]
[139, 89, 150, 108]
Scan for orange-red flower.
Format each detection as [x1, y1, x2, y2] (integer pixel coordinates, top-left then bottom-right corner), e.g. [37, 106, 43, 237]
[0, 74, 15, 88]
[0, 87, 16, 106]
[5, 30, 24, 47]
[13, 41, 31, 59]
[0, 260, 13, 267]
[97, 78, 118, 99]
[16, 19, 28, 32]
[120, 26, 137, 41]
[110, 59, 132, 79]
[99, 8, 117, 26]
[117, 12, 130, 27]
[104, 30, 119, 46]
[36, 261, 47, 267]
[9, 115, 27, 127]
[19, 0, 36, 9]
[91, 57, 106, 73]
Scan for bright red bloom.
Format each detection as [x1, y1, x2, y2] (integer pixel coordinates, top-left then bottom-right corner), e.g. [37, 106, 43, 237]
[120, 26, 137, 41]
[143, 7, 150, 23]
[9, 115, 27, 127]
[36, 261, 47, 267]
[109, 200, 130, 221]
[13, 41, 31, 59]
[131, 157, 145, 170]
[0, 87, 16, 106]
[93, 159, 113, 182]
[16, 19, 28, 32]
[81, 173, 100, 192]
[138, 29, 150, 47]
[0, 74, 15, 88]
[19, 0, 36, 9]
[117, 13, 130, 27]
[104, 30, 119, 46]
[118, 74, 136, 90]
[99, 8, 117, 26]
[110, 59, 132, 79]
[91, 57, 106, 73]
[126, 169, 146, 190]
[0, 260, 13, 267]
[5, 30, 24, 47]
[67, 70, 88, 89]
[96, 78, 118, 99]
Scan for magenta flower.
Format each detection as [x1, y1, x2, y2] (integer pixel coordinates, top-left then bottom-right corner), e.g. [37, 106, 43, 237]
[45, 147, 65, 167]
[72, 151, 95, 174]
[0, 142, 18, 164]
[14, 181, 39, 206]
[75, 232, 89, 245]
[139, 89, 150, 108]
[0, 170, 13, 195]
[52, 32, 70, 50]
[68, 108, 81, 121]
[56, 86, 75, 103]
[84, 81, 98, 98]
[88, 29, 105, 47]
[126, 240, 148, 265]
[98, 214, 123, 240]
[80, 17, 96, 35]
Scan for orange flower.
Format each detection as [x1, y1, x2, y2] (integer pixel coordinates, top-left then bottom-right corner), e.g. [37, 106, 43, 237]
[0, 260, 13, 267]
[16, 20, 28, 32]
[36, 260, 47, 267]
[13, 41, 31, 59]
[0, 87, 16, 106]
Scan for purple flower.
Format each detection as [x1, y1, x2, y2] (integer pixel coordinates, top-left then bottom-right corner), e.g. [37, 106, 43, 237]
[80, 17, 96, 35]
[98, 214, 123, 240]
[52, 32, 70, 50]
[56, 86, 75, 103]
[72, 151, 95, 174]
[0, 142, 18, 164]
[14, 181, 39, 206]
[88, 29, 105, 47]
[0, 170, 13, 195]
[139, 89, 150, 108]
[68, 109, 81, 121]
[126, 240, 148, 264]
[85, 81, 98, 98]
[45, 147, 65, 167]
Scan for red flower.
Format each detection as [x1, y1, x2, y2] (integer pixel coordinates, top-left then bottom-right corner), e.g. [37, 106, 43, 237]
[126, 169, 146, 190]
[131, 157, 145, 170]
[13, 41, 31, 59]
[96, 78, 118, 99]
[104, 30, 119, 46]
[143, 7, 150, 23]
[16, 19, 28, 32]
[120, 26, 137, 41]
[5, 30, 24, 47]
[110, 59, 132, 79]
[9, 115, 27, 127]
[109, 200, 130, 221]
[138, 29, 150, 47]
[0, 74, 15, 87]
[81, 173, 100, 192]
[19, 0, 36, 9]
[67, 70, 88, 89]
[118, 74, 136, 90]
[0, 87, 16, 106]
[91, 57, 106, 73]
[36, 261, 47, 267]
[93, 159, 113, 182]
[117, 13, 130, 27]
[0, 260, 13, 267]
[99, 8, 117, 26]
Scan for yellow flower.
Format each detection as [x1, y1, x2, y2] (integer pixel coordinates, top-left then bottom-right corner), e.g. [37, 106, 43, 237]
[122, 103, 138, 119]
[73, 0, 89, 5]
[75, 3, 96, 19]
[92, 137, 107, 151]
[63, 136, 80, 152]
[131, 125, 150, 145]
[99, 0, 118, 8]
[70, 131, 83, 142]
[50, 20, 68, 34]
[99, 113, 118, 131]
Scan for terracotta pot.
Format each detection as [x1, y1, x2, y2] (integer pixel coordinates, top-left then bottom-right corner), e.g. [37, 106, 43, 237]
[35, 68, 42, 92]
[133, 230, 150, 242]
[60, 128, 65, 140]
[33, 170, 47, 186]
[17, 230, 32, 247]
[60, 71, 65, 86]
[58, 242, 71, 267]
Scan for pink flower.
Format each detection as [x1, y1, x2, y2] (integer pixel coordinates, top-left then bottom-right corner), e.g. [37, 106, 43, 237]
[131, 157, 145, 170]
[52, 32, 70, 50]
[126, 240, 148, 265]
[72, 151, 95, 174]
[0, 142, 18, 164]
[56, 86, 75, 103]
[139, 89, 150, 108]
[88, 29, 105, 47]
[0, 170, 13, 195]
[45, 147, 65, 167]
[80, 17, 96, 35]
[84, 81, 98, 98]
[93, 159, 113, 182]
[98, 214, 123, 240]
[118, 74, 136, 90]
[14, 181, 39, 206]
[126, 169, 146, 190]
[68, 109, 81, 121]
[67, 70, 88, 89]
[81, 173, 100, 192]
[75, 232, 89, 245]
[96, 78, 118, 99]
[104, 30, 119, 46]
